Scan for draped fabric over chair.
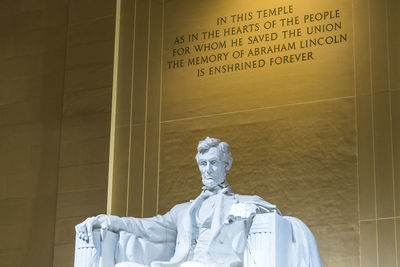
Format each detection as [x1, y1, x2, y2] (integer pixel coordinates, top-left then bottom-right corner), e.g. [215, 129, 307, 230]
[74, 212, 323, 267]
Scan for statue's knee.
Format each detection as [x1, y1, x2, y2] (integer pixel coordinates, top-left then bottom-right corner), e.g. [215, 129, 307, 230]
[180, 261, 208, 267]
[115, 262, 148, 267]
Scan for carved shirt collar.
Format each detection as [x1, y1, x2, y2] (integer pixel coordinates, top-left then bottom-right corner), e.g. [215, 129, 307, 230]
[201, 180, 234, 196]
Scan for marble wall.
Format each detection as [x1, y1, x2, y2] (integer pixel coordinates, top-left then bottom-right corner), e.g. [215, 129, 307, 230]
[357, 0, 400, 266]
[110, 0, 399, 267]
[53, 1, 116, 266]
[0, 0, 115, 266]
[108, 0, 163, 218]
[0, 1, 69, 266]
[1, 0, 397, 266]
[159, 1, 357, 266]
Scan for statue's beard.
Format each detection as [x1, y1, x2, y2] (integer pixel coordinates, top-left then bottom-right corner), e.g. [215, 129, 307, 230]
[202, 176, 225, 189]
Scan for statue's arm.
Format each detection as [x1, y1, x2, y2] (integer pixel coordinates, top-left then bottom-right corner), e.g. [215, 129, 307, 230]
[76, 203, 184, 243]
[225, 195, 281, 224]
[107, 212, 178, 242]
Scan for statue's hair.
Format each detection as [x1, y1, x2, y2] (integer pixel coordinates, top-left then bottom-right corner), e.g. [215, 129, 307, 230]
[195, 137, 233, 171]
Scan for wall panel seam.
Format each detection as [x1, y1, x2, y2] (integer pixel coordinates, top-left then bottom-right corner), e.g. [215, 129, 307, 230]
[126, 0, 138, 217]
[156, 0, 165, 215]
[160, 96, 356, 124]
[351, 0, 362, 263]
[360, 217, 400, 222]
[52, 0, 72, 265]
[141, 0, 152, 217]
[385, 0, 398, 263]
[367, 0, 379, 264]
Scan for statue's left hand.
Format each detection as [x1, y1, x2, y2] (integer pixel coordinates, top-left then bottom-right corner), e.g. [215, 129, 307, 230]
[225, 203, 258, 224]
[75, 215, 110, 242]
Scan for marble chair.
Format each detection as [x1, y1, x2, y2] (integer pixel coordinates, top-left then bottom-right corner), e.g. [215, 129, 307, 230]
[74, 212, 294, 267]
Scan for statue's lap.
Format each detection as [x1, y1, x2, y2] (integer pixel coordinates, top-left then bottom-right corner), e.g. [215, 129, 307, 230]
[115, 261, 210, 267]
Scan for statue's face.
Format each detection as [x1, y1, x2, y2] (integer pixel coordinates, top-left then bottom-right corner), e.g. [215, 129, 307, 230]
[197, 147, 227, 188]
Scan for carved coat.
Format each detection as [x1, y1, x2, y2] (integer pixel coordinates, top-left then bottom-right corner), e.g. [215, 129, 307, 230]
[108, 188, 323, 267]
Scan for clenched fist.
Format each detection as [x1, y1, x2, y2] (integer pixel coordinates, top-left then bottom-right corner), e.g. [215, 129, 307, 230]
[225, 202, 259, 224]
[75, 215, 110, 242]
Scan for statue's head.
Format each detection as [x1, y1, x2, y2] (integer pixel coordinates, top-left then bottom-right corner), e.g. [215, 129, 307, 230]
[195, 137, 233, 189]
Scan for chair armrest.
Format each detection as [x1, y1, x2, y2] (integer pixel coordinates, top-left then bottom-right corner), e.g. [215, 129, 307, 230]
[74, 229, 119, 267]
[244, 212, 292, 267]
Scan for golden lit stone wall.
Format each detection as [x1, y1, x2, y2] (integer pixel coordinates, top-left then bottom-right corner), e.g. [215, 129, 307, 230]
[356, 0, 400, 266]
[159, 1, 357, 266]
[108, 0, 163, 218]
[109, 0, 399, 266]
[52, 1, 116, 266]
[0, 1, 69, 266]
[0, 1, 115, 267]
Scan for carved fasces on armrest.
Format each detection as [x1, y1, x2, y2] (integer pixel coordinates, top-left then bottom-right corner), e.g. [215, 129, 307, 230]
[244, 212, 293, 267]
[74, 229, 175, 267]
[74, 229, 119, 267]
[245, 213, 324, 267]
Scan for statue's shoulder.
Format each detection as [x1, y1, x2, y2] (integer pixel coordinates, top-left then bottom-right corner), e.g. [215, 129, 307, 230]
[169, 201, 191, 215]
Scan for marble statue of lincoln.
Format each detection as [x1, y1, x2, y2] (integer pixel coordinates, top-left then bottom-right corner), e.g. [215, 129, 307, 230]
[75, 137, 324, 267]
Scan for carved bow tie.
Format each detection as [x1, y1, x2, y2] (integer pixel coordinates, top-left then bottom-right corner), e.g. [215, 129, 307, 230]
[201, 183, 232, 199]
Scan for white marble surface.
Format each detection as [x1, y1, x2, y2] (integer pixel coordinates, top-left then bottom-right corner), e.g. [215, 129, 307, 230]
[75, 137, 324, 267]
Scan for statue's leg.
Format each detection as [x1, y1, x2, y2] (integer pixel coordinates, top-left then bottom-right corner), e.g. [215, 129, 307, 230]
[115, 262, 148, 267]
[180, 261, 241, 267]
[179, 262, 211, 267]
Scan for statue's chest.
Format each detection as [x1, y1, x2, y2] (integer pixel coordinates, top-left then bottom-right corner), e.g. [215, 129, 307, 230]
[196, 196, 216, 228]
[195, 194, 236, 228]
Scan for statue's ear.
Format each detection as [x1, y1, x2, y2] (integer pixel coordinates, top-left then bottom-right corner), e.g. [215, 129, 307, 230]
[225, 158, 232, 171]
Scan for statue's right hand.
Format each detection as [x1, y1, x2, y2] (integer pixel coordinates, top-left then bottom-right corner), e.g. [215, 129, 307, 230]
[75, 215, 110, 242]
